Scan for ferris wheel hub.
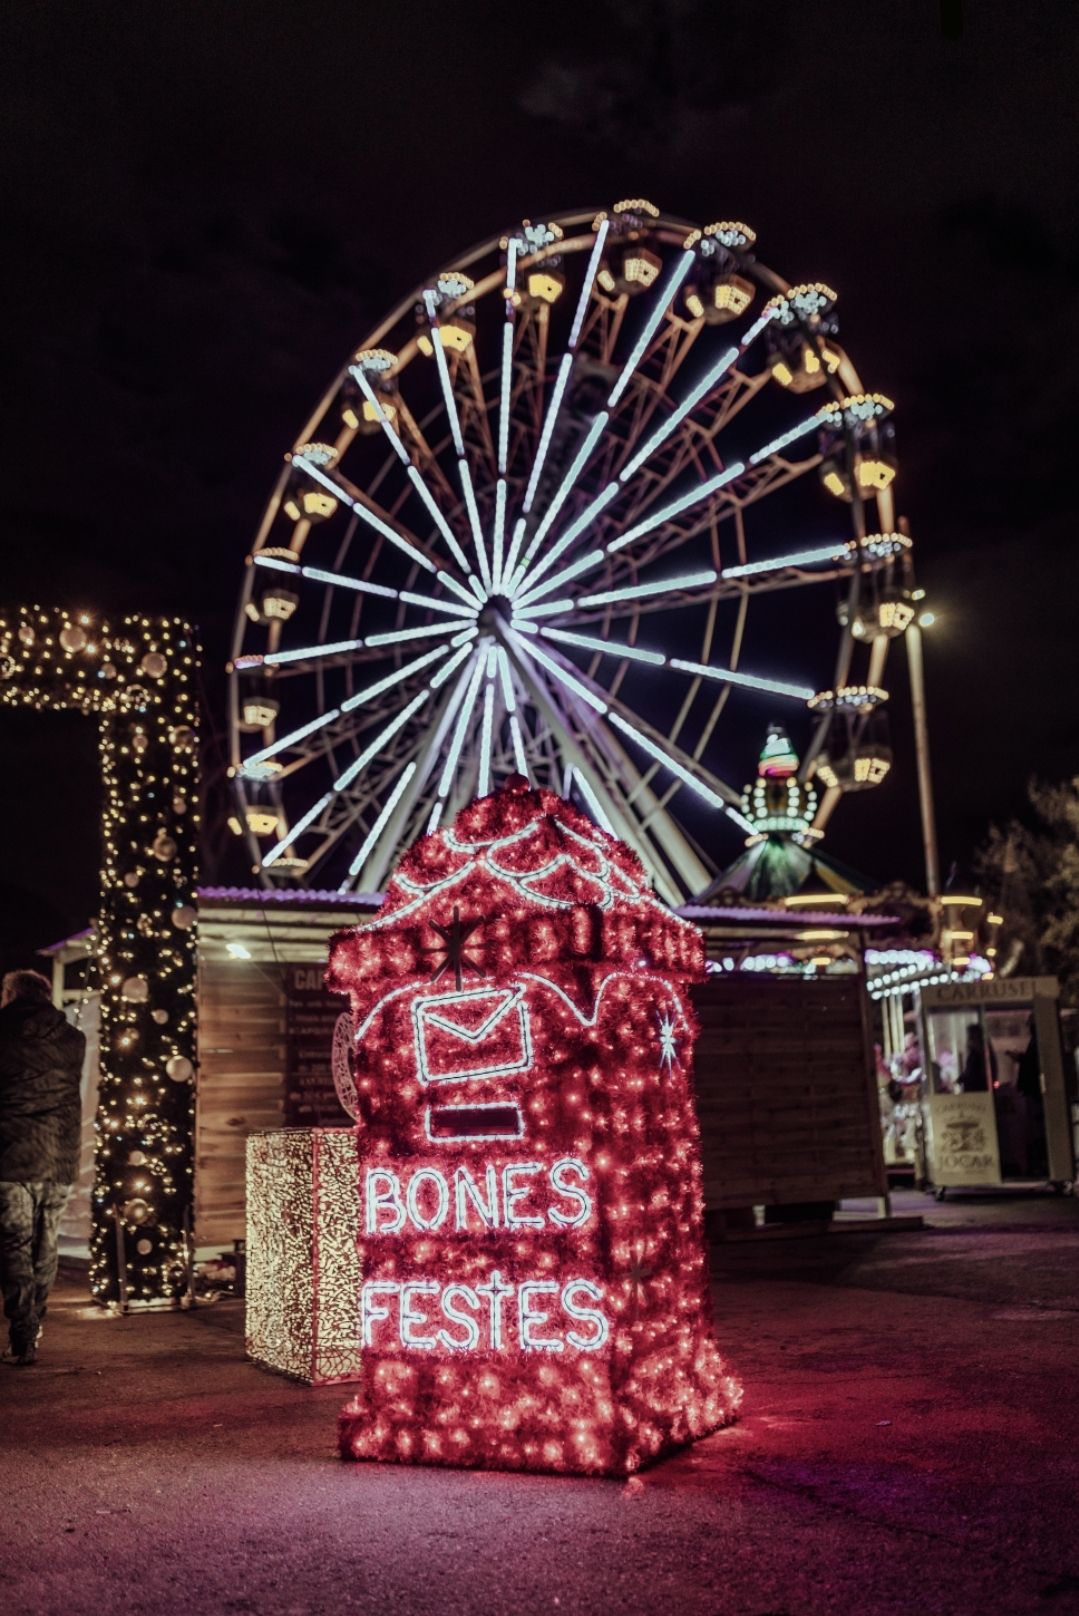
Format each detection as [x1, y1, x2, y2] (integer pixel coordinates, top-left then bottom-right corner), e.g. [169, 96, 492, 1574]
[477, 595, 515, 637]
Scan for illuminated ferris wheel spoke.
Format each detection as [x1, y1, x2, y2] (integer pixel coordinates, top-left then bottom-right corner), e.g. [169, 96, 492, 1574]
[458, 459, 494, 590]
[606, 710, 750, 828]
[491, 480, 509, 590]
[423, 290, 495, 589]
[508, 713, 529, 775]
[351, 362, 474, 575]
[339, 641, 455, 714]
[562, 539, 891, 629]
[365, 619, 474, 648]
[253, 546, 479, 617]
[498, 239, 519, 477]
[569, 217, 611, 350]
[541, 626, 665, 667]
[342, 759, 420, 887]
[571, 765, 616, 834]
[604, 462, 745, 557]
[502, 638, 658, 877]
[569, 568, 719, 611]
[263, 791, 334, 868]
[607, 250, 696, 409]
[494, 646, 519, 712]
[520, 220, 610, 519]
[502, 515, 530, 589]
[243, 706, 342, 769]
[539, 626, 813, 700]
[514, 482, 620, 595]
[234, 636, 367, 671]
[407, 470, 477, 579]
[333, 687, 433, 793]
[506, 629, 608, 716]
[667, 657, 814, 700]
[512, 632, 748, 822]
[428, 637, 479, 692]
[746, 406, 827, 467]
[515, 548, 607, 607]
[617, 307, 775, 485]
[292, 455, 438, 576]
[477, 673, 497, 797]
[252, 553, 399, 601]
[433, 651, 488, 814]
[398, 588, 478, 617]
[509, 412, 610, 588]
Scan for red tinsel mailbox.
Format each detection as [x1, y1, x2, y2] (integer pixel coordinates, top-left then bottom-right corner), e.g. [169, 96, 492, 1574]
[326, 778, 741, 1475]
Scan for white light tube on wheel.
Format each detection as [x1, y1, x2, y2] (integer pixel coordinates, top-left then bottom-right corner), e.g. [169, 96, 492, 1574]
[344, 761, 419, 884]
[365, 620, 473, 648]
[293, 456, 437, 575]
[334, 689, 432, 792]
[606, 462, 744, 554]
[340, 643, 451, 713]
[508, 632, 608, 715]
[668, 658, 814, 700]
[263, 792, 333, 868]
[606, 250, 695, 409]
[477, 677, 495, 796]
[541, 627, 665, 666]
[606, 712, 751, 828]
[572, 766, 616, 835]
[437, 652, 487, 798]
[511, 412, 610, 588]
[574, 568, 717, 609]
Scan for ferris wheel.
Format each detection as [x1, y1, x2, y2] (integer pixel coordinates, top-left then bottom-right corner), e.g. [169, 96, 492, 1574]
[229, 201, 913, 905]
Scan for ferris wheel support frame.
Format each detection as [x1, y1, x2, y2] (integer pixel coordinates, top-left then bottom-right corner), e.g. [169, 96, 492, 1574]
[502, 632, 698, 903]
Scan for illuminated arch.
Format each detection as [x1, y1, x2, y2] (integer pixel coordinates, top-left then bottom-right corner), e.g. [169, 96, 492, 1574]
[0, 605, 199, 1306]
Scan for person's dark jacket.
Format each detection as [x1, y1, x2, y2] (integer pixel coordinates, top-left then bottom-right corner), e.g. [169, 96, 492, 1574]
[0, 1000, 85, 1182]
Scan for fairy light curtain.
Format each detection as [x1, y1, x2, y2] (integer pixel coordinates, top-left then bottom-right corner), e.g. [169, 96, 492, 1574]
[0, 605, 199, 1306]
[326, 776, 741, 1476]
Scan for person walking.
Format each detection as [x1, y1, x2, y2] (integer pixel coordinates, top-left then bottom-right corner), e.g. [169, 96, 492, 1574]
[0, 969, 85, 1366]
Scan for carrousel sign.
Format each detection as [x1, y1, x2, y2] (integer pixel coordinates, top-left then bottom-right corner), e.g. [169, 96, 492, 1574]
[326, 777, 741, 1476]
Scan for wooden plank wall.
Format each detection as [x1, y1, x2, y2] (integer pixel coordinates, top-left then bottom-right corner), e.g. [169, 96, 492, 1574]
[690, 974, 886, 1209]
[196, 960, 286, 1247]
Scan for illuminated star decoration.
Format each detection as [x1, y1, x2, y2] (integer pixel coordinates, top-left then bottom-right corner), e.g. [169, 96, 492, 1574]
[657, 1011, 678, 1072]
[423, 904, 485, 989]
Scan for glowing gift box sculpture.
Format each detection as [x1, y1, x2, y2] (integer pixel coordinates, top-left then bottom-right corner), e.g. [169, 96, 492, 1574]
[327, 778, 742, 1475]
[245, 1127, 362, 1384]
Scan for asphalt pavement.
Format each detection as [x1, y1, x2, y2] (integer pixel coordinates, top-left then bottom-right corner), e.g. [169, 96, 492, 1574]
[4, 1189, 1079, 1616]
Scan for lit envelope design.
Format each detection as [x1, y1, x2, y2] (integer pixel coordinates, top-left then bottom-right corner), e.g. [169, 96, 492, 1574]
[326, 777, 742, 1475]
[413, 986, 531, 1141]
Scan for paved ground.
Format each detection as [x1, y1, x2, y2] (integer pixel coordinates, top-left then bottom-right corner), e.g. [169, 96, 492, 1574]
[4, 1189, 1079, 1616]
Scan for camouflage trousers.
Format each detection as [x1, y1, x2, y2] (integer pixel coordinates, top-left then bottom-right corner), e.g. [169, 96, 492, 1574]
[0, 1180, 71, 1354]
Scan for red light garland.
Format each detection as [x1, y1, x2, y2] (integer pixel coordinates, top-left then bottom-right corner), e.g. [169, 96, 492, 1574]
[327, 777, 742, 1475]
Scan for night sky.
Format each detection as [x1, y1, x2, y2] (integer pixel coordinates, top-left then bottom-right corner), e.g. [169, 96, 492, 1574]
[2, 1, 1077, 963]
